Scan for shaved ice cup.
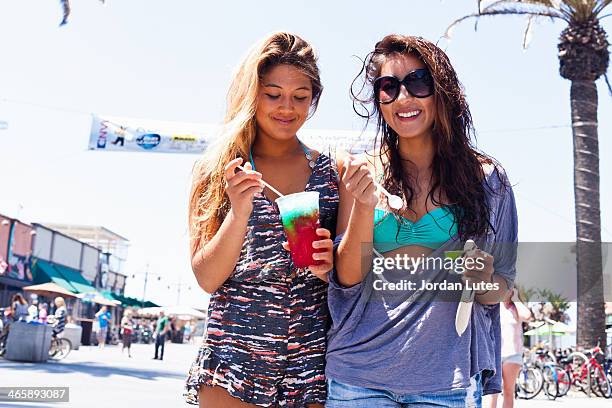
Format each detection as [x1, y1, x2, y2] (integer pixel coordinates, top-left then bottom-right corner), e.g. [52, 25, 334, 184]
[276, 191, 323, 268]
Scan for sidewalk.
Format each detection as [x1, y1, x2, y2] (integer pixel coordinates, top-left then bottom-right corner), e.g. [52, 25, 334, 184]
[0, 340, 609, 407]
[0, 340, 200, 407]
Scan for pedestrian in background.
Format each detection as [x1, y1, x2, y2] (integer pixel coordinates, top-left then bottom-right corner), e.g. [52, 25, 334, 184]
[95, 306, 112, 348]
[183, 322, 192, 344]
[38, 303, 48, 323]
[120, 309, 134, 358]
[485, 288, 532, 408]
[28, 298, 39, 321]
[11, 293, 29, 322]
[51, 297, 67, 337]
[153, 310, 169, 360]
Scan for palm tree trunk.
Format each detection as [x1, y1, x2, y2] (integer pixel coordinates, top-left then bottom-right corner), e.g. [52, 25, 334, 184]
[571, 80, 606, 350]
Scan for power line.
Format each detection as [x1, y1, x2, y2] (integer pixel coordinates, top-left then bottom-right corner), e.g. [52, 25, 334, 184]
[515, 191, 612, 240]
[0, 97, 91, 116]
[479, 124, 570, 133]
[0, 97, 573, 134]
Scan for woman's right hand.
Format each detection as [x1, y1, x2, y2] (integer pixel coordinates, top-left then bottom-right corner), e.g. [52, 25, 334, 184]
[224, 158, 264, 219]
[341, 154, 379, 209]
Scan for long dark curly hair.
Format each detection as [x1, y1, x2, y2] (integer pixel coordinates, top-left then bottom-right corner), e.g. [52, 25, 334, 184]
[352, 34, 503, 240]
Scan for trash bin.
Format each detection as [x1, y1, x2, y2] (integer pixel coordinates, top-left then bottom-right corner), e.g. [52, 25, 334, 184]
[5, 321, 52, 363]
[64, 323, 82, 350]
[79, 319, 93, 346]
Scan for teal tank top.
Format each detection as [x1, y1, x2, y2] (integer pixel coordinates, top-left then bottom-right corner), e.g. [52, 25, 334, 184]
[373, 206, 457, 252]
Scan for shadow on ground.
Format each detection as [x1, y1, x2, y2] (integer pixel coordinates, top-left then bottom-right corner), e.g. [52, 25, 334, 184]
[0, 359, 184, 381]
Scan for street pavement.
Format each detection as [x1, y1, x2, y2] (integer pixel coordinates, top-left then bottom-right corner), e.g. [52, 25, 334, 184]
[0, 340, 610, 407]
[0, 340, 200, 407]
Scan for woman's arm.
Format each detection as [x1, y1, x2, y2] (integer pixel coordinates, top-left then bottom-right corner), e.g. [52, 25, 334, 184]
[514, 301, 532, 322]
[191, 209, 251, 293]
[472, 165, 519, 304]
[335, 154, 378, 287]
[191, 158, 264, 294]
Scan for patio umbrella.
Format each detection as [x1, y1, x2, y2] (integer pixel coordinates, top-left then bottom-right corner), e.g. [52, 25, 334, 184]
[137, 305, 206, 319]
[162, 305, 207, 319]
[524, 321, 575, 336]
[137, 307, 162, 317]
[77, 291, 121, 307]
[23, 282, 78, 298]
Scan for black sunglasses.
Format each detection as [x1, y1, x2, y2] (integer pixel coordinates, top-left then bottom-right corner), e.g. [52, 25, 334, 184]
[373, 69, 434, 104]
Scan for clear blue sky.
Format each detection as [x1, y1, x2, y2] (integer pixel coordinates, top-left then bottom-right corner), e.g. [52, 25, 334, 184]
[0, 0, 610, 308]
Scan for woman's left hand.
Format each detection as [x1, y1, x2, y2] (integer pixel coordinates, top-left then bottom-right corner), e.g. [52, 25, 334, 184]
[461, 246, 494, 291]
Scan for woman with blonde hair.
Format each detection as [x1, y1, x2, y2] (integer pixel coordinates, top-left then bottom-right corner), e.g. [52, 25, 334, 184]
[51, 297, 67, 337]
[185, 32, 339, 407]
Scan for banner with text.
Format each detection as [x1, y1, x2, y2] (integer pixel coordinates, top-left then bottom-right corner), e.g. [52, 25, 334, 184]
[88, 115, 376, 155]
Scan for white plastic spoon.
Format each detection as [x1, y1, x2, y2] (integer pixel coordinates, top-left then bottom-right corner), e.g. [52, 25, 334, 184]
[372, 180, 404, 210]
[237, 164, 284, 198]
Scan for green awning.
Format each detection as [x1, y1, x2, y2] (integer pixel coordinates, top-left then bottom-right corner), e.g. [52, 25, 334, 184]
[32, 258, 100, 298]
[102, 291, 139, 308]
[124, 296, 143, 307]
[100, 290, 118, 302]
[53, 263, 97, 294]
[99, 290, 158, 308]
[32, 259, 77, 293]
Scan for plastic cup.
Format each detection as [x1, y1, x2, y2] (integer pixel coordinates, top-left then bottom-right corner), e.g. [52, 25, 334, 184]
[444, 250, 465, 275]
[275, 191, 323, 268]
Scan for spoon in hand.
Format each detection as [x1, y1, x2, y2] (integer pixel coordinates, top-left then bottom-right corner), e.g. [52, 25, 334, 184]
[372, 180, 404, 210]
[237, 164, 285, 198]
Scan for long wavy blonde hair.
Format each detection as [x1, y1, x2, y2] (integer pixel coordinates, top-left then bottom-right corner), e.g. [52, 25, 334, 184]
[188, 32, 322, 256]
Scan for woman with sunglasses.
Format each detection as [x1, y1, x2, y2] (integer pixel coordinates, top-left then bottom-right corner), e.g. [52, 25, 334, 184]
[185, 32, 338, 407]
[326, 35, 518, 407]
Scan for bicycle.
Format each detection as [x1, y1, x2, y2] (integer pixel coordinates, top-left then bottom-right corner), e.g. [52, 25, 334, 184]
[0, 309, 11, 358]
[515, 350, 544, 400]
[527, 346, 570, 400]
[48, 333, 72, 360]
[0, 329, 7, 357]
[605, 356, 612, 397]
[587, 346, 612, 398]
[558, 347, 611, 398]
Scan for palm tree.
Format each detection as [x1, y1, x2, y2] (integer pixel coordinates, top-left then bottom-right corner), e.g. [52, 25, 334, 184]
[447, 0, 610, 350]
[59, 0, 105, 26]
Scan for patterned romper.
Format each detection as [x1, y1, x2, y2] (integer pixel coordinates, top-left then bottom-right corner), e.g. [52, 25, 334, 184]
[185, 152, 339, 407]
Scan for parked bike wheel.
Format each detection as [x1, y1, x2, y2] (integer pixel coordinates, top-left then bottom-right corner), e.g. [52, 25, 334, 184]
[557, 366, 572, 397]
[541, 365, 559, 400]
[592, 366, 612, 398]
[49, 337, 72, 360]
[0, 334, 7, 357]
[516, 366, 543, 399]
[566, 352, 590, 395]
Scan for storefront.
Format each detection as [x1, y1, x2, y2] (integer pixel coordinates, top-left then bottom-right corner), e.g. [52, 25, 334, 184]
[0, 215, 35, 307]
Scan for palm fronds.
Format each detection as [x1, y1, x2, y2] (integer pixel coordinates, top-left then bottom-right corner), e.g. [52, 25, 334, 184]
[59, 0, 105, 26]
[59, 0, 70, 26]
[447, 0, 612, 39]
[445, 7, 563, 39]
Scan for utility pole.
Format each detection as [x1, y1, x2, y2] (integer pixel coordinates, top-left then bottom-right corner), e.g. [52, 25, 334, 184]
[141, 263, 149, 308]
